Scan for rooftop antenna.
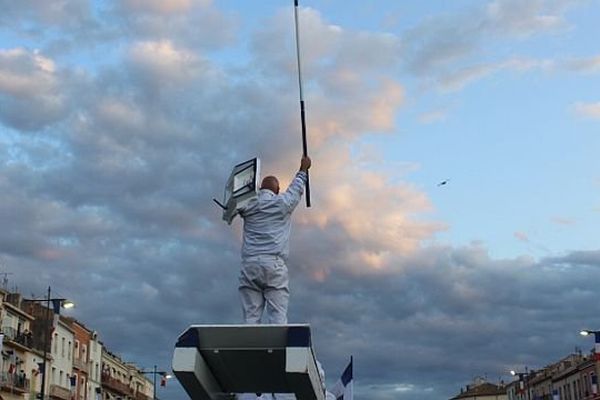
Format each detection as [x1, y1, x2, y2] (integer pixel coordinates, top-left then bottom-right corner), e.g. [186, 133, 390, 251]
[0, 272, 13, 291]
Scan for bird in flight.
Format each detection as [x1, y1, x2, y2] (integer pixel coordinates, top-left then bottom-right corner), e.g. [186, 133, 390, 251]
[437, 179, 450, 187]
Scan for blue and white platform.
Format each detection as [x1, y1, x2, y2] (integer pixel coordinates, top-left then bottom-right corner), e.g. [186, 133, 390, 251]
[172, 324, 325, 400]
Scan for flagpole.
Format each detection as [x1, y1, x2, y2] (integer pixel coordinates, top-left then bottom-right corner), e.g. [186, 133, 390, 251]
[294, 0, 311, 207]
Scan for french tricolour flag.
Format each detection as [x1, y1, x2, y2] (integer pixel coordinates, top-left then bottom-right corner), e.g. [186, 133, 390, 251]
[330, 357, 353, 400]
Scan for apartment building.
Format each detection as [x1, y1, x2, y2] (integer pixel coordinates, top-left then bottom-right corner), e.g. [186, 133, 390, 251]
[0, 291, 35, 400]
[126, 364, 153, 400]
[506, 353, 599, 400]
[88, 331, 102, 400]
[450, 377, 508, 400]
[47, 316, 75, 400]
[62, 317, 93, 400]
[0, 287, 154, 400]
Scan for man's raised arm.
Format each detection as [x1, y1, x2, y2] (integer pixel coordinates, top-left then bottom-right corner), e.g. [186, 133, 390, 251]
[281, 156, 311, 211]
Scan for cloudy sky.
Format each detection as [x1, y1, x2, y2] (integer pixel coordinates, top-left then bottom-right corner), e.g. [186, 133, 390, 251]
[1, 0, 600, 399]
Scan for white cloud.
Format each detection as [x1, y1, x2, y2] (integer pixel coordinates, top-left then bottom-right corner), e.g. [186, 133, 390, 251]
[401, 0, 577, 88]
[485, 0, 568, 37]
[127, 40, 209, 85]
[514, 231, 530, 242]
[418, 109, 448, 124]
[438, 57, 553, 91]
[123, 0, 200, 14]
[572, 102, 600, 120]
[0, 48, 68, 130]
[0, 2, 598, 400]
[565, 55, 600, 73]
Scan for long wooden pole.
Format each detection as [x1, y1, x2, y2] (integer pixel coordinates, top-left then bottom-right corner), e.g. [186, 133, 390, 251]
[294, 0, 311, 207]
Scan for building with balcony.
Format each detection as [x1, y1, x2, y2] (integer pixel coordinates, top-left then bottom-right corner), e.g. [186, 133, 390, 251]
[505, 353, 600, 400]
[0, 285, 159, 400]
[101, 350, 133, 400]
[450, 377, 507, 400]
[47, 317, 75, 400]
[63, 318, 93, 400]
[0, 291, 36, 400]
[126, 365, 153, 400]
[88, 331, 102, 400]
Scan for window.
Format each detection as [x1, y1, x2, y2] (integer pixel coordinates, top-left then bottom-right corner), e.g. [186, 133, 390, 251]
[52, 367, 56, 384]
[61, 337, 65, 357]
[68, 341, 72, 359]
[82, 344, 87, 362]
[53, 333, 58, 354]
[75, 340, 80, 359]
[60, 371, 64, 386]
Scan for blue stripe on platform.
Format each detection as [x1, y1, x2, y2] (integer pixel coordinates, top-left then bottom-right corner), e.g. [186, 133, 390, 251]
[287, 325, 311, 347]
[176, 327, 199, 348]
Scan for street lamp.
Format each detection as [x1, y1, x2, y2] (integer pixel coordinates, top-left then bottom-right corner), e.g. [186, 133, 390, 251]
[510, 367, 531, 400]
[141, 365, 172, 400]
[24, 286, 75, 400]
[580, 329, 600, 396]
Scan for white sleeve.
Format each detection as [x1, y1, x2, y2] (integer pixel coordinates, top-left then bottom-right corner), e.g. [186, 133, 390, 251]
[280, 171, 307, 212]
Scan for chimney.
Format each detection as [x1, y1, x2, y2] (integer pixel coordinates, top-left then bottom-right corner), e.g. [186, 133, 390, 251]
[6, 292, 22, 307]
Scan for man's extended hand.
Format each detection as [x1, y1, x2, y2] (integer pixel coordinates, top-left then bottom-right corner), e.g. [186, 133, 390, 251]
[300, 156, 311, 172]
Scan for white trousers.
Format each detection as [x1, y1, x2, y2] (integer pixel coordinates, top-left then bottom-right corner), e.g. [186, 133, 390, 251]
[238, 255, 289, 324]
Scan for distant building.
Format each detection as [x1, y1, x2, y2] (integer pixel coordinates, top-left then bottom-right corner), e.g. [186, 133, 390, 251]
[0, 291, 35, 400]
[450, 377, 508, 400]
[505, 353, 599, 400]
[0, 285, 153, 400]
[49, 316, 75, 400]
[88, 331, 102, 400]
[126, 363, 153, 400]
[63, 317, 93, 400]
[100, 349, 152, 400]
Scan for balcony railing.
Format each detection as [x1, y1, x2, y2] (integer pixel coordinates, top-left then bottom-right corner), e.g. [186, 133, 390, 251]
[0, 371, 30, 393]
[101, 373, 132, 396]
[49, 383, 71, 400]
[73, 357, 88, 372]
[1, 326, 33, 348]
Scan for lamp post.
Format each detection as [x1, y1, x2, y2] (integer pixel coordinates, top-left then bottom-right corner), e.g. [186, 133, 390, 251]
[580, 329, 600, 397]
[140, 366, 172, 400]
[24, 287, 74, 400]
[511, 367, 532, 400]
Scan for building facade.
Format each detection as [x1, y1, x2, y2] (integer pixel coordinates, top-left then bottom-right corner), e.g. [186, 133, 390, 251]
[450, 377, 508, 400]
[0, 288, 156, 400]
[64, 318, 92, 400]
[88, 332, 102, 400]
[0, 292, 35, 400]
[506, 353, 600, 400]
[101, 349, 133, 400]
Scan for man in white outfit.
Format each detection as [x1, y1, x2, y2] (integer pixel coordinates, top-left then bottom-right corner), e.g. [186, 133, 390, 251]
[236, 156, 311, 400]
[238, 155, 311, 324]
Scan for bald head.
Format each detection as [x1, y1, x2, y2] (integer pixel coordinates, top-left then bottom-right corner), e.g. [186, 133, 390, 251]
[261, 176, 280, 194]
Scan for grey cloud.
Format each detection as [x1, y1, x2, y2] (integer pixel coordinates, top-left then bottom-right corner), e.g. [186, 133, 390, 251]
[10, 242, 600, 400]
[401, 0, 580, 79]
[436, 57, 553, 92]
[0, 49, 73, 131]
[287, 245, 600, 398]
[1, 2, 598, 400]
[564, 55, 600, 73]
[0, 0, 94, 31]
[0, 1, 235, 58]
[110, 1, 237, 52]
[251, 8, 402, 97]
